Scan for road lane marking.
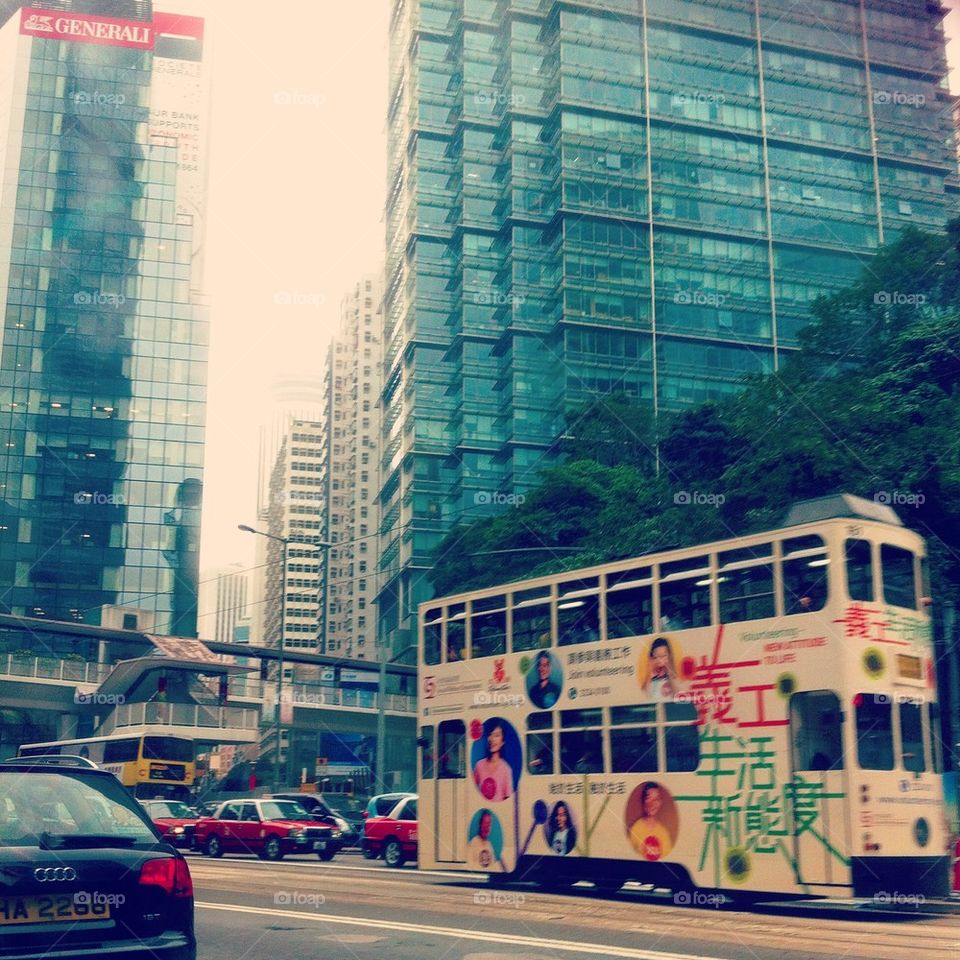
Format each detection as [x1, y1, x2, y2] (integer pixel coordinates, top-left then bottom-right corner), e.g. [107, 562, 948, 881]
[196, 901, 726, 959]
[188, 856, 484, 881]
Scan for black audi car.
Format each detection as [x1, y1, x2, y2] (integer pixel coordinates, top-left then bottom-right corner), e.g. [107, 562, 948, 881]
[0, 756, 196, 960]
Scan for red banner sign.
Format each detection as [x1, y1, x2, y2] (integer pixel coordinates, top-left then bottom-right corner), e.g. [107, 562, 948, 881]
[20, 7, 154, 50]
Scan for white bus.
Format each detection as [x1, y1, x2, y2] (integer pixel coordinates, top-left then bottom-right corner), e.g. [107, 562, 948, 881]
[417, 495, 950, 898]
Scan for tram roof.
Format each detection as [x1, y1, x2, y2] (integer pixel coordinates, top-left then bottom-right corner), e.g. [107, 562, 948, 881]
[782, 493, 902, 528]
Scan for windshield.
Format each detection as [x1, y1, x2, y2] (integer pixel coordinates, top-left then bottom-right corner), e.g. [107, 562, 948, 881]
[260, 801, 308, 820]
[0, 772, 157, 847]
[146, 801, 194, 819]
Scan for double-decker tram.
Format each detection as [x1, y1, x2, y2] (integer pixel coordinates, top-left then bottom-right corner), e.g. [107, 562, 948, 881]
[416, 495, 950, 898]
[19, 733, 196, 802]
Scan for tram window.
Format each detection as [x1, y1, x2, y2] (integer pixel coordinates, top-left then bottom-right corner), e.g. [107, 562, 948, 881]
[899, 701, 925, 773]
[437, 720, 466, 779]
[845, 539, 874, 602]
[610, 726, 658, 774]
[659, 578, 711, 630]
[420, 726, 435, 780]
[447, 606, 466, 662]
[790, 691, 843, 771]
[718, 563, 775, 624]
[665, 728, 700, 772]
[512, 597, 551, 653]
[881, 545, 917, 610]
[423, 608, 442, 665]
[528, 711, 554, 731]
[610, 705, 658, 773]
[472, 606, 506, 659]
[527, 733, 554, 775]
[560, 729, 603, 774]
[782, 535, 829, 614]
[928, 703, 943, 773]
[606, 583, 654, 639]
[855, 693, 893, 770]
[557, 578, 600, 646]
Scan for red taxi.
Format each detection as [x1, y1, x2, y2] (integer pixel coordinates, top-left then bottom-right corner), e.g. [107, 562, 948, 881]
[363, 794, 418, 868]
[141, 800, 198, 850]
[194, 798, 339, 861]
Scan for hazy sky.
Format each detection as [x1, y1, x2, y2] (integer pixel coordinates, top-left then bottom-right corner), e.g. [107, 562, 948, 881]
[198, 1, 389, 573]
[197, 0, 960, 581]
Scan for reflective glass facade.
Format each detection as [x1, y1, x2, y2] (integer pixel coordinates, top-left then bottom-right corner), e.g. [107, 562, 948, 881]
[380, 0, 957, 646]
[0, 4, 208, 634]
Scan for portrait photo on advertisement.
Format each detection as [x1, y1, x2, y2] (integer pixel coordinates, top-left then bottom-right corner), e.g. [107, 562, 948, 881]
[471, 716, 522, 802]
[625, 781, 679, 861]
[526, 648, 563, 709]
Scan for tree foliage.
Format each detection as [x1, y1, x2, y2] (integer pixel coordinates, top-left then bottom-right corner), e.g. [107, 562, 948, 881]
[430, 223, 960, 603]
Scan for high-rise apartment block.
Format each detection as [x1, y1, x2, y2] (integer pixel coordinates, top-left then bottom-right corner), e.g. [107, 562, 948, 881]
[378, 0, 957, 646]
[322, 274, 383, 660]
[0, 2, 210, 634]
[261, 419, 326, 651]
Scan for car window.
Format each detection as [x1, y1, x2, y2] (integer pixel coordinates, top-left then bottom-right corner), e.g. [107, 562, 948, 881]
[260, 801, 305, 820]
[0, 772, 155, 847]
[239, 803, 259, 821]
[220, 804, 241, 821]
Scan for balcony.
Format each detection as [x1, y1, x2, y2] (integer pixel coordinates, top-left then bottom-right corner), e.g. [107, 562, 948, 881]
[100, 701, 260, 743]
[0, 654, 112, 685]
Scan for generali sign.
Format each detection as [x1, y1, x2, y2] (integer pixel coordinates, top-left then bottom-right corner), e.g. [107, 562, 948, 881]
[20, 7, 154, 50]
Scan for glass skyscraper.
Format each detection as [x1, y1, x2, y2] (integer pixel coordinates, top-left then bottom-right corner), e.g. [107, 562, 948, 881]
[378, 0, 957, 647]
[0, 2, 210, 634]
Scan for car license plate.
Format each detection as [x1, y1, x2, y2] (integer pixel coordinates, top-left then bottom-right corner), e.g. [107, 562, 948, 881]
[313, 840, 326, 850]
[0, 895, 111, 926]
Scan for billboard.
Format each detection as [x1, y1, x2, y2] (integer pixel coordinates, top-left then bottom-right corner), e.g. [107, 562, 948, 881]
[149, 11, 210, 288]
[20, 7, 153, 49]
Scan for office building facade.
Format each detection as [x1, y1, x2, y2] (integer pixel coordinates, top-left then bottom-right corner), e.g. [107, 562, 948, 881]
[321, 274, 383, 660]
[378, 0, 957, 647]
[0, 2, 210, 634]
[198, 561, 248, 646]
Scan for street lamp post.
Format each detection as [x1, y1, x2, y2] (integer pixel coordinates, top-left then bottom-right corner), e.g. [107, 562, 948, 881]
[239, 524, 331, 790]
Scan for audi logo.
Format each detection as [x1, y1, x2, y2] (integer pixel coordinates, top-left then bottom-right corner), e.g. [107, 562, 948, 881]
[34, 867, 77, 882]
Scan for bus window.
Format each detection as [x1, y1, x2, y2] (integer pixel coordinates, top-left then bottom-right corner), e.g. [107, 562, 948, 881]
[664, 701, 700, 772]
[790, 691, 843, 770]
[559, 709, 603, 774]
[437, 720, 466, 779]
[606, 568, 653, 640]
[471, 596, 506, 658]
[447, 605, 466, 661]
[659, 558, 711, 630]
[845, 539, 874, 602]
[782, 535, 829, 614]
[424, 608, 442, 665]
[899, 701, 925, 773]
[928, 703, 943, 773]
[609, 705, 657, 774]
[103, 738, 139, 764]
[512, 591, 552, 652]
[143, 737, 194, 762]
[718, 545, 774, 624]
[557, 578, 600, 646]
[420, 726, 435, 780]
[881, 545, 917, 610]
[855, 694, 893, 770]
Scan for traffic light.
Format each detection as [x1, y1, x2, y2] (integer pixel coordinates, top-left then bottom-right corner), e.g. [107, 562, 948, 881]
[218, 675, 229, 704]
